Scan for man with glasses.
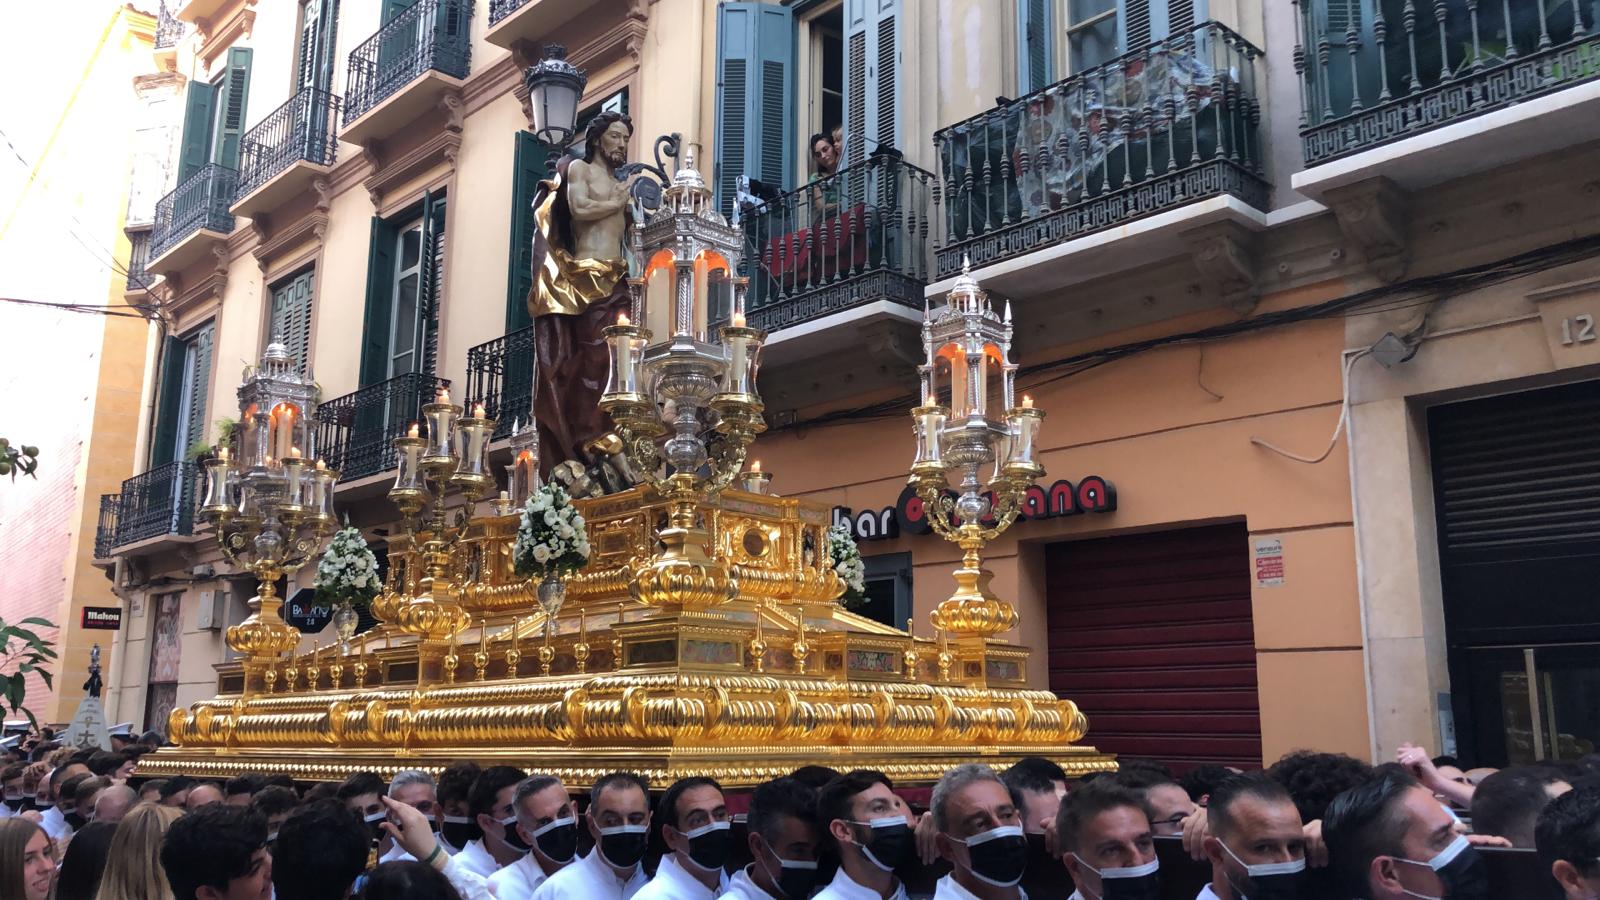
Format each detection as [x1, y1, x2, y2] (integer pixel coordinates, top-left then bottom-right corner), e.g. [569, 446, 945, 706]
[1112, 765, 1196, 838]
[1198, 774, 1306, 900]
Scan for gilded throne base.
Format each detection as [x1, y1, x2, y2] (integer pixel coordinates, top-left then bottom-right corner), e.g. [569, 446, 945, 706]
[143, 487, 1114, 786]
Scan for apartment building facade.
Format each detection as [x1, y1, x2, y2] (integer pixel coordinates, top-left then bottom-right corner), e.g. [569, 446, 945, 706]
[93, 0, 1600, 770]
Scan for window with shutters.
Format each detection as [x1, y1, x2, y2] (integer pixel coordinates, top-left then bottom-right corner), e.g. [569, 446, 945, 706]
[294, 0, 339, 93]
[177, 47, 252, 180]
[842, 0, 900, 166]
[799, 3, 845, 182]
[150, 323, 216, 466]
[359, 191, 446, 387]
[268, 269, 315, 374]
[1062, 0, 1204, 74]
[715, 2, 795, 217]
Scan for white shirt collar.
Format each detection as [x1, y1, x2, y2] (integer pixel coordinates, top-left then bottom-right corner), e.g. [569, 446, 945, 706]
[933, 874, 1027, 900]
[582, 846, 647, 889]
[649, 854, 720, 900]
[724, 866, 780, 900]
[1195, 885, 1224, 900]
[822, 866, 906, 900]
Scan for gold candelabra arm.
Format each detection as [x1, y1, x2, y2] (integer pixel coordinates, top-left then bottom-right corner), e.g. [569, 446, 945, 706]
[912, 474, 963, 543]
[977, 475, 1029, 542]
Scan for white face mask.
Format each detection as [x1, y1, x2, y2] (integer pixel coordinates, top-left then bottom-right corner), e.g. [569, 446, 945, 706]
[1391, 834, 1471, 900]
[1219, 840, 1307, 877]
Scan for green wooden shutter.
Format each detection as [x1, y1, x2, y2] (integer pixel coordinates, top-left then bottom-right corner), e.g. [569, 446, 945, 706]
[151, 335, 188, 465]
[418, 191, 447, 376]
[183, 324, 216, 454]
[714, 2, 794, 217]
[213, 47, 253, 170]
[843, 0, 899, 166]
[382, 0, 414, 22]
[1120, 0, 1202, 49]
[178, 81, 218, 183]
[507, 131, 549, 333]
[270, 270, 314, 374]
[359, 217, 397, 387]
[1019, 0, 1055, 93]
[296, 0, 338, 92]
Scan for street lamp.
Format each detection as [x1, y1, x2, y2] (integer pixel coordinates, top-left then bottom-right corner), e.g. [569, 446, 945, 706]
[523, 44, 587, 147]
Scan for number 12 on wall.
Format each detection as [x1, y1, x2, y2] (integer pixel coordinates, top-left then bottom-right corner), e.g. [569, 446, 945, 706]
[1561, 314, 1597, 345]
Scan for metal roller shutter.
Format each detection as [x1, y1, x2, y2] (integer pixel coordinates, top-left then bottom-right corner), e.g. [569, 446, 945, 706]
[1045, 522, 1261, 771]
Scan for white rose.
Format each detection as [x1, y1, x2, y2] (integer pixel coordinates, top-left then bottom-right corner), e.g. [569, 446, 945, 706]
[543, 510, 559, 526]
[532, 545, 551, 564]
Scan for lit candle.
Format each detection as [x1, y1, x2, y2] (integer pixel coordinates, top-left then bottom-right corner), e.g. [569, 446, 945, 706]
[751, 460, 761, 473]
[618, 311, 631, 327]
[315, 458, 326, 471]
[289, 445, 302, 459]
[218, 445, 229, 462]
[1022, 394, 1033, 409]
[408, 422, 420, 439]
[437, 388, 451, 405]
[732, 311, 747, 328]
[472, 403, 486, 419]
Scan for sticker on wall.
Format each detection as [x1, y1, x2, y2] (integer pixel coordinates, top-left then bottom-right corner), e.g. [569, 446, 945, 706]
[1254, 537, 1285, 587]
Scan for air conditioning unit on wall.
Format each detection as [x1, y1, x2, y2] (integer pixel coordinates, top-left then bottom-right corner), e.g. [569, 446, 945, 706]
[194, 587, 226, 631]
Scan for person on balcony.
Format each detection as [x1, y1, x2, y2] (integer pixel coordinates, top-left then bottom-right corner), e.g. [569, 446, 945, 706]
[809, 132, 841, 220]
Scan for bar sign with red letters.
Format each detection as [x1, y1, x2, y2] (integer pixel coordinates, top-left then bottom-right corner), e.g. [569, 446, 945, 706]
[81, 606, 123, 630]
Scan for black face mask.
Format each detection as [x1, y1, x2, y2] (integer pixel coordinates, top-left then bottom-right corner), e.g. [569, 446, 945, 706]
[363, 811, 387, 849]
[2, 796, 22, 811]
[496, 814, 533, 854]
[758, 851, 821, 900]
[64, 811, 87, 830]
[598, 824, 649, 870]
[1073, 855, 1162, 900]
[531, 816, 579, 864]
[1395, 835, 1488, 900]
[678, 821, 733, 872]
[851, 817, 914, 872]
[1219, 841, 1306, 900]
[959, 824, 1029, 888]
[441, 815, 479, 849]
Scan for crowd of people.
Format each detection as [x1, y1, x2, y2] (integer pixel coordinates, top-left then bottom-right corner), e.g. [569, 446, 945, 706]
[1, 731, 1598, 900]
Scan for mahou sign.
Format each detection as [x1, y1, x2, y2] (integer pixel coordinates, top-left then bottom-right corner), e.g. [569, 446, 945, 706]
[832, 477, 1117, 542]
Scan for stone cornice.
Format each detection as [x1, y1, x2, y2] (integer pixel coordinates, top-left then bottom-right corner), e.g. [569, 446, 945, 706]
[162, 244, 230, 325]
[363, 126, 463, 211]
[196, 0, 258, 72]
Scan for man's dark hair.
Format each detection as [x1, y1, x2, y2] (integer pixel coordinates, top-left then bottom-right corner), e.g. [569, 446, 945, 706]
[1536, 783, 1600, 881]
[816, 770, 894, 852]
[68, 748, 96, 766]
[1109, 763, 1180, 791]
[1181, 765, 1236, 804]
[302, 782, 338, 804]
[657, 777, 722, 831]
[1470, 765, 1573, 848]
[589, 771, 650, 811]
[262, 773, 297, 790]
[160, 804, 268, 900]
[159, 775, 196, 801]
[141, 778, 168, 797]
[139, 730, 164, 747]
[469, 766, 527, 818]
[271, 799, 370, 900]
[50, 765, 81, 789]
[59, 773, 90, 804]
[1207, 773, 1297, 840]
[438, 760, 481, 809]
[0, 763, 23, 783]
[1431, 755, 1462, 770]
[789, 765, 840, 790]
[251, 785, 300, 821]
[1322, 768, 1421, 900]
[226, 773, 266, 798]
[583, 111, 634, 163]
[749, 777, 818, 845]
[362, 860, 467, 900]
[1268, 750, 1376, 824]
[1007, 757, 1068, 787]
[1056, 778, 1152, 856]
[84, 751, 123, 777]
[336, 771, 386, 802]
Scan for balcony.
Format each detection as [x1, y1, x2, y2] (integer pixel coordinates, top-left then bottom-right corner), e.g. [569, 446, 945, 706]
[315, 373, 450, 484]
[342, 0, 473, 147]
[149, 163, 237, 274]
[108, 461, 199, 554]
[486, 0, 588, 51]
[741, 154, 936, 367]
[931, 22, 1268, 298]
[125, 228, 154, 293]
[1292, 0, 1600, 198]
[94, 494, 120, 560]
[154, 2, 183, 61]
[232, 87, 342, 220]
[466, 327, 534, 442]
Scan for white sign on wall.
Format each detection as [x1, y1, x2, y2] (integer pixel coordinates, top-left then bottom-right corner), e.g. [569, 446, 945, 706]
[1254, 537, 1285, 587]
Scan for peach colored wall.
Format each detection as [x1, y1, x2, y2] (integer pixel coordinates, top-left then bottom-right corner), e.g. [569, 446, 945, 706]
[756, 281, 1371, 762]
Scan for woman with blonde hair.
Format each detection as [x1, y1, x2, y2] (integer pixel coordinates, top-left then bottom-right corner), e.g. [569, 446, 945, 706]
[0, 816, 57, 900]
[95, 803, 183, 900]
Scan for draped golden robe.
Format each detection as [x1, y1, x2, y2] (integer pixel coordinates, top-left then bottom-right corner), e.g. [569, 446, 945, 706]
[527, 159, 632, 477]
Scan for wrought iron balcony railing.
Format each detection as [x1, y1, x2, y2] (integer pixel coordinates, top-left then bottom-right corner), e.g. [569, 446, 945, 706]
[112, 461, 197, 550]
[933, 21, 1267, 278]
[315, 373, 451, 482]
[155, 2, 183, 49]
[1294, 0, 1600, 165]
[466, 326, 534, 441]
[488, 0, 529, 25]
[95, 494, 121, 559]
[151, 163, 237, 260]
[236, 87, 342, 200]
[739, 154, 935, 331]
[126, 229, 152, 291]
[345, 0, 473, 125]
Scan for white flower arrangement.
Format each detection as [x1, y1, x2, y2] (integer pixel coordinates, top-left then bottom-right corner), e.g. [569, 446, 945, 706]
[514, 482, 592, 579]
[313, 526, 381, 612]
[827, 523, 868, 608]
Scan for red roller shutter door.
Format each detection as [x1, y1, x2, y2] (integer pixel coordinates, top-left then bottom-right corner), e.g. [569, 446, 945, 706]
[1045, 522, 1262, 771]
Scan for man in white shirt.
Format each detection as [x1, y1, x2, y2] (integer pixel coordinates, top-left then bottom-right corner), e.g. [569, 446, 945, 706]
[1, 763, 24, 819]
[1059, 779, 1161, 900]
[814, 770, 915, 900]
[380, 795, 495, 900]
[530, 771, 651, 900]
[637, 776, 733, 900]
[928, 764, 1031, 900]
[1195, 773, 1306, 900]
[1000, 758, 1068, 845]
[39, 771, 88, 840]
[379, 769, 442, 864]
[720, 776, 821, 900]
[487, 775, 579, 900]
[453, 765, 530, 878]
[438, 760, 483, 856]
[339, 771, 395, 862]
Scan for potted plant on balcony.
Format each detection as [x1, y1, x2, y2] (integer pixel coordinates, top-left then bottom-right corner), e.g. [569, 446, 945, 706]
[513, 482, 591, 620]
[827, 523, 868, 609]
[313, 525, 380, 650]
